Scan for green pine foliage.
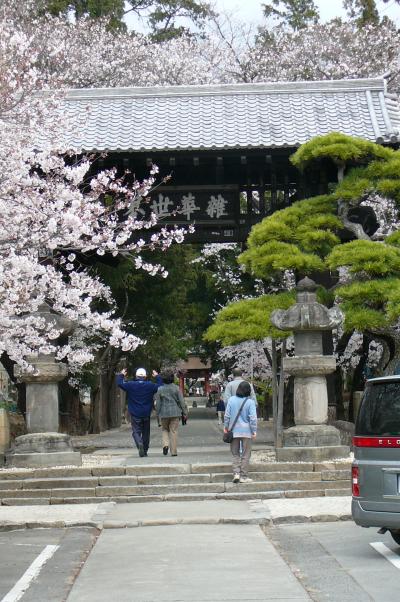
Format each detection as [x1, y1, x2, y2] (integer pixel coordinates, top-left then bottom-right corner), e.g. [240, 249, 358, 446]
[333, 170, 373, 202]
[41, 0, 213, 38]
[334, 155, 400, 204]
[386, 231, 400, 246]
[239, 195, 340, 278]
[263, 0, 319, 30]
[291, 132, 393, 171]
[327, 240, 400, 276]
[343, 0, 380, 26]
[204, 292, 295, 345]
[44, 0, 125, 28]
[336, 278, 400, 331]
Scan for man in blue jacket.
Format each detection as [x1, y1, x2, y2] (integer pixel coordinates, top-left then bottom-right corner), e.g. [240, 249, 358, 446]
[117, 367, 163, 457]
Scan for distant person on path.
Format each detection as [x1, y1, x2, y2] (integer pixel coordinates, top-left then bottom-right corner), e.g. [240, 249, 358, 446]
[116, 368, 162, 457]
[223, 368, 257, 405]
[216, 397, 225, 425]
[155, 372, 188, 457]
[224, 381, 257, 483]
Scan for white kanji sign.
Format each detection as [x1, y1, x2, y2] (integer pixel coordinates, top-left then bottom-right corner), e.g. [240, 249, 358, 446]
[206, 194, 228, 219]
[150, 194, 173, 218]
[179, 193, 200, 220]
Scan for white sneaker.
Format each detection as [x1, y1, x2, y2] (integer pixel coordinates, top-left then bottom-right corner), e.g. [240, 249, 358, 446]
[240, 476, 253, 483]
[232, 474, 240, 483]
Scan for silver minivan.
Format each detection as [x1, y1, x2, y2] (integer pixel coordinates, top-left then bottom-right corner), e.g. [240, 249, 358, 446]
[352, 375, 400, 544]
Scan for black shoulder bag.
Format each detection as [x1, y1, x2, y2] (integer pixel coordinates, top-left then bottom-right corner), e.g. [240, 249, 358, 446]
[174, 391, 187, 426]
[223, 398, 248, 443]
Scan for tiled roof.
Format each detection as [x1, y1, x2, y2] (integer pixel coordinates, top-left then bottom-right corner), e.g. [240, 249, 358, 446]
[63, 78, 400, 152]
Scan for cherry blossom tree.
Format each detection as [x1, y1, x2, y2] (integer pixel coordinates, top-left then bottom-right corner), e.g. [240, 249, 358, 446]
[0, 11, 189, 379]
[247, 20, 400, 90]
[217, 340, 273, 381]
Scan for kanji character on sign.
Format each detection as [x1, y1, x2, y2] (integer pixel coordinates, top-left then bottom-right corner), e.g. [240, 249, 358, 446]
[179, 193, 200, 220]
[150, 194, 173, 219]
[206, 194, 228, 219]
[129, 198, 146, 219]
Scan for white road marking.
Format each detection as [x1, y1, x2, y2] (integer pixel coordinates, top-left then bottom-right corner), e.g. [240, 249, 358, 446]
[0, 544, 59, 602]
[370, 542, 400, 570]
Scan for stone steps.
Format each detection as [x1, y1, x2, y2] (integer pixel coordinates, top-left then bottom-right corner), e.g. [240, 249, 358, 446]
[0, 461, 351, 505]
[0, 470, 346, 489]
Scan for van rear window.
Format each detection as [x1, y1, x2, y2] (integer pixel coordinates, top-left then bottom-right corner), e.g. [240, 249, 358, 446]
[356, 382, 400, 436]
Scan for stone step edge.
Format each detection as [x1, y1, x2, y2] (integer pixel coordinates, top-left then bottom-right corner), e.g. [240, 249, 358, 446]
[0, 461, 352, 480]
[0, 488, 351, 506]
[0, 472, 351, 489]
[0, 480, 351, 497]
[0, 512, 353, 532]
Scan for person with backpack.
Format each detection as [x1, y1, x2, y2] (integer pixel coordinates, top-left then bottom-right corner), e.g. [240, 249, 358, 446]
[224, 380, 257, 483]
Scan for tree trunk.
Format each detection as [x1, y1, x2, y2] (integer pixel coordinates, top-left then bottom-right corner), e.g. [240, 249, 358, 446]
[59, 380, 88, 435]
[350, 334, 370, 421]
[271, 340, 278, 447]
[334, 367, 345, 420]
[90, 370, 108, 433]
[334, 331, 352, 420]
[108, 368, 122, 428]
[0, 353, 26, 416]
[276, 339, 286, 448]
[89, 348, 123, 434]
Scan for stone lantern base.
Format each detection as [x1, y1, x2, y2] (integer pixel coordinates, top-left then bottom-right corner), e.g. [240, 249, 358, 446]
[7, 432, 81, 468]
[276, 425, 349, 462]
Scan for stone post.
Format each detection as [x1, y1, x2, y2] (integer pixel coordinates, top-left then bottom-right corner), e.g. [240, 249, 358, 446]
[271, 277, 349, 462]
[0, 408, 10, 460]
[7, 303, 81, 468]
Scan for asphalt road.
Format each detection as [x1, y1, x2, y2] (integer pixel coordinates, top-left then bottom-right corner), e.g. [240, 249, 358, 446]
[267, 521, 400, 602]
[0, 528, 98, 602]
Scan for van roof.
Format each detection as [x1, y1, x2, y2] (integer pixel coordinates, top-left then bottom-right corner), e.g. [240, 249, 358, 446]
[367, 375, 400, 383]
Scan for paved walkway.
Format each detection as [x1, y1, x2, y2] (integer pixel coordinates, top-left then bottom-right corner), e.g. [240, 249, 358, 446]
[72, 404, 275, 465]
[73, 404, 274, 448]
[67, 522, 311, 601]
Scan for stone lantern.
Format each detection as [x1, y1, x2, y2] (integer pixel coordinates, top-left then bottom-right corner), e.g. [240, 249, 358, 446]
[271, 277, 349, 461]
[8, 303, 81, 467]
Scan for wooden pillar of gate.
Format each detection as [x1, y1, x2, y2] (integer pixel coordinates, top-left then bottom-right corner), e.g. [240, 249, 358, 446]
[204, 372, 210, 396]
[179, 374, 185, 395]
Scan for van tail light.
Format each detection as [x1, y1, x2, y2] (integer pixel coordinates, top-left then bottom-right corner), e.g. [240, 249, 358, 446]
[352, 466, 360, 497]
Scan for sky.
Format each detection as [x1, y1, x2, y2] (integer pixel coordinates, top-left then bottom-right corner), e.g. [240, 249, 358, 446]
[214, 0, 400, 25]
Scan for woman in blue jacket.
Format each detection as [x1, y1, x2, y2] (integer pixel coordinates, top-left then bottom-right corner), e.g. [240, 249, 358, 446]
[224, 381, 257, 484]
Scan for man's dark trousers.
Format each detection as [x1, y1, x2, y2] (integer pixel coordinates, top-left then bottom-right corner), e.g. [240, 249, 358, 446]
[130, 414, 151, 453]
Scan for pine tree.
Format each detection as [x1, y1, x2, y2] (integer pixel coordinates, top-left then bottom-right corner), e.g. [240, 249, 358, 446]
[343, 0, 380, 26]
[206, 133, 400, 377]
[42, 0, 214, 38]
[263, 0, 319, 30]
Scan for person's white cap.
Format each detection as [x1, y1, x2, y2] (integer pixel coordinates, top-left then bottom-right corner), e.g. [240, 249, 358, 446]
[136, 368, 147, 378]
